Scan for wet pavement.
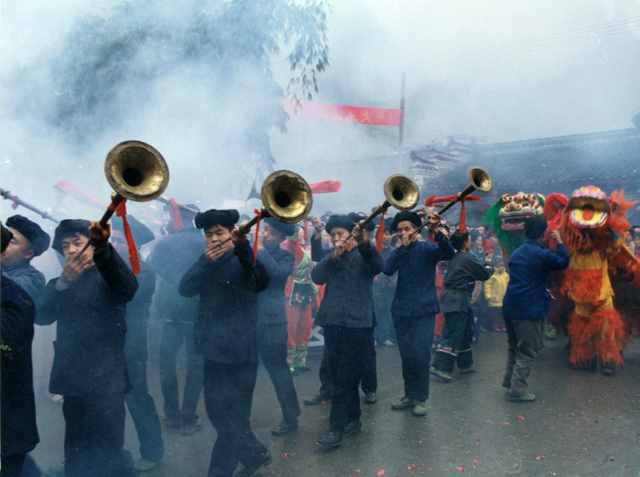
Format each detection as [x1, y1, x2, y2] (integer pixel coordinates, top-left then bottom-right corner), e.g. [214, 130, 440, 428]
[32, 333, 640, 477]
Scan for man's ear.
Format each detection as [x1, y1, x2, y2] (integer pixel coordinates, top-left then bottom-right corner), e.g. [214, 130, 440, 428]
[24, 247, 35, 261]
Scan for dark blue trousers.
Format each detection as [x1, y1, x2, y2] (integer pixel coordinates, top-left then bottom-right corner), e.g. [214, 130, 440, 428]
[393, 314, 435, 402]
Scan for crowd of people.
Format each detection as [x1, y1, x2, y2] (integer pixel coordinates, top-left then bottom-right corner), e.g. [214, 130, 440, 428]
[1, 198, 639, 477]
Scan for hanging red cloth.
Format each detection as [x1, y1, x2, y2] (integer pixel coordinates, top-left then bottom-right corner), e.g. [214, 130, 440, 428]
[310, 180, 342, 193]
[375, 213, 386, 252]
[115, 201, 140, 275]
[251, 209, 264, 264]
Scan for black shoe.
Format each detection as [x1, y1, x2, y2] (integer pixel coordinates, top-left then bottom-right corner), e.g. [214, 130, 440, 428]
[391, 396, 414, 410]
[271, 420, 298, 436]
[236, 451, 272, 477]
[430, 366, 453, 382]
[318, 430, 343, 449]
[181, 418, 202, 436]
[344, 420, 362, 436]
[163, 417, 181, 430]
[304, 394, 330, 406]
[507, 391, 536, 402]
[600, 363, 616, 376]
[363, 392, 377, 404]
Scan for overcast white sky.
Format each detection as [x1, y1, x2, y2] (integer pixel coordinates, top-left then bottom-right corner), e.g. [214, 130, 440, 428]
[307, 0, 640, 143]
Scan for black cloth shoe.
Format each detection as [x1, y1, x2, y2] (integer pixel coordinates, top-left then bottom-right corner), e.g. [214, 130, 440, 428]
[363, 392, 377, 404]
[318, 430, 343, 449]
[163, 416, 181, 430]
[600, 363, 616, 376]
[271, 420, 298, 436]
[236, 451, 272, 477]
[344, 420, 362, 436]
[181, 417, 202, 436]
[304, 393, 330, 406]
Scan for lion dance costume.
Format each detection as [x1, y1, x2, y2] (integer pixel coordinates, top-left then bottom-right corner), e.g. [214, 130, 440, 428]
[484, 192, 546, 261]
[550, 186, 640, 373]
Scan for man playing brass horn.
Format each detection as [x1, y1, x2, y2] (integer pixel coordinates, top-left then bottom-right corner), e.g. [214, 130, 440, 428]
[383, 211, 454, 417]
[179, 209, 271, 477]
[38, 219, 139, 477]
[312, 214, 383, 449]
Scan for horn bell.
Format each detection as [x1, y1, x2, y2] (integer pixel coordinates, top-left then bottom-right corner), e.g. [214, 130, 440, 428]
[105, 140, 170, 202]
[469, 167, 492, 193]
[261, 170, 313, 224]
[383, 174, 420, 211]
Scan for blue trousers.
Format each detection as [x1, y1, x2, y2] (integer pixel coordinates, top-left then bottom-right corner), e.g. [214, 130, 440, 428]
[393, 314, 435, 402]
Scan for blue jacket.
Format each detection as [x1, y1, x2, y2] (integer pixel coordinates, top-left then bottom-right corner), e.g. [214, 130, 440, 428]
[179, 241, 269, 364]
[1, 277, 39, 456]
[148, 228, 202, 323]
[312, 242, 383, 328]
[38, 245, 138, 396]
[257, 244, 294, 325]
[383, 238, 455, 317]
[503, 240, 569, 321]
[2, 262, 46, 303]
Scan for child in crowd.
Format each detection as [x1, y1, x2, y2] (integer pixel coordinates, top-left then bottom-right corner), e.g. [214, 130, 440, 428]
[483, 256, 509, 332]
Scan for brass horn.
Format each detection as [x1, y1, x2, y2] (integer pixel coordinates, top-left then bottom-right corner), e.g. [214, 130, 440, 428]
[105, 140, 170, 203]
[79, 141, 169, 253]
[383, 174, 421, 211]
[435, 167, 492, 217]
[415, 167, 492, 235]
[214, 170, 313, 250]
[348, 174, 419, 236]
[259, 170, 314, 225]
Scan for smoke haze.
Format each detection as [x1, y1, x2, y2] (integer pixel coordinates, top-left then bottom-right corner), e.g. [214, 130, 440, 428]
[2, 0, 640, 219]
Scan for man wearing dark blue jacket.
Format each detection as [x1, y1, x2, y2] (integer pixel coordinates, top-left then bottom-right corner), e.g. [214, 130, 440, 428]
[1, 222, 39, 477]
[313, 214, 383, 449]
[39, 219, 139, 477]
[383, 211, 454, 417]
[502, 215, 569, 402]
[256, 218, 300, 436]
[179, 209, 271, 477]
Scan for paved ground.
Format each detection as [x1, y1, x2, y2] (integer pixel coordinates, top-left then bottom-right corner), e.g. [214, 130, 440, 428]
[32, 332, 640, 477]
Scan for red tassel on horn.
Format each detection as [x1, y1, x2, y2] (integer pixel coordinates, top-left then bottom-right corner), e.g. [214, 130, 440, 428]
[375, 212, 385, 253]
[115, 202, 141, 275]
[252, 209, 263, 264]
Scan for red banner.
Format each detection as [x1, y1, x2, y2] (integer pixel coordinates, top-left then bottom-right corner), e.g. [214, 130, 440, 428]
[285, 100, 402, 126]
[310, 180, 341, 193]
[54, 180, 104, 208]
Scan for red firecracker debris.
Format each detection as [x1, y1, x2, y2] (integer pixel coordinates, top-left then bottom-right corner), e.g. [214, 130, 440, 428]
[517, 415, 526, 422]
[456, 465, 465, 472]
[407, 463, 417, 472]
[376, 469, 385, 477]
